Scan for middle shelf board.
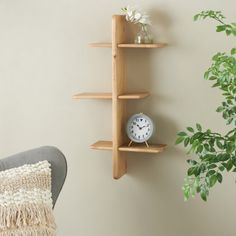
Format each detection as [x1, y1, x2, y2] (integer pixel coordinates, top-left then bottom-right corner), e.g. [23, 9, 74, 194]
[91, 140, 112, 151]
[73, 93, 111, 100]
[90, 140, 167, 154]
[73, 92, 150, 100]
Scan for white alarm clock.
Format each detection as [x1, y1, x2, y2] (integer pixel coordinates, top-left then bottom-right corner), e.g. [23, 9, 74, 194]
[126, 113, 155, 147]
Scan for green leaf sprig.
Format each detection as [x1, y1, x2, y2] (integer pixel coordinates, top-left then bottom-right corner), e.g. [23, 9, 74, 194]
[194, 10, 236, 36]
[177, 11, 236, 202]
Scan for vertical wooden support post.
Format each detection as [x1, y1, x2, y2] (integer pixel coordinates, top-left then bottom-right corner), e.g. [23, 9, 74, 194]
[112, 15, 127, 179]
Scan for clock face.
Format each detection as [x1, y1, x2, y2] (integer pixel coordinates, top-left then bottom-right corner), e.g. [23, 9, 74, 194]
[126, 113, 154, 143]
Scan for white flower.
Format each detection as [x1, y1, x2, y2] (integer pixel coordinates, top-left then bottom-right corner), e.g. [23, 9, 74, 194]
[122, 5, 151, 25]
[134, 12, 142, 21]
[139, 15, 151, 25]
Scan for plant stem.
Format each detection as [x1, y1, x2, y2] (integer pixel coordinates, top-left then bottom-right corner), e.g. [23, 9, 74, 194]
[213, 16, 226, 25]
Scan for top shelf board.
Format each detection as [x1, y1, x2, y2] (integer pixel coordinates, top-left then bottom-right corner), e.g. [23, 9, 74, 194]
[118, 43, 166, 48]
[89, 43, 112, 48]
[89, 43, 166, 48]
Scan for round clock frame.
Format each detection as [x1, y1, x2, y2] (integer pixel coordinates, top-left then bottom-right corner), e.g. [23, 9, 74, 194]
[126, 113, 155, 147]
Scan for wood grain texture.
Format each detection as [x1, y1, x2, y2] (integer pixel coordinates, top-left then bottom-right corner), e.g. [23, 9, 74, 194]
[119, 144, 167, 153]
[73, 92, 150, 100]
[112, 15, 127, 179]
[76, 15, 167, 179]
[118, 92, 150, 99]
[89, 43, 112, 48]
[73, 93, 112, 99]
[91, 141, 112, 150]
[118, 43, 166, 48]
[91, 141, 167, 154]
[89, 43, 166, 48]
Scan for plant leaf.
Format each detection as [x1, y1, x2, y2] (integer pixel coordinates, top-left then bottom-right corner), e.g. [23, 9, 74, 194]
[196, 123, 202, 131]
[209, 175, 218, 187]
[200, 190, 207, 201]
[175, 136, 185, 145]
[216, 173, 223, 183]
[187, 127, 194, 133]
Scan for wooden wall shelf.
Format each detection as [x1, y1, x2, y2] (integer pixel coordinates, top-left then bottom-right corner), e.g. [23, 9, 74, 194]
[74, 15, 167, 179]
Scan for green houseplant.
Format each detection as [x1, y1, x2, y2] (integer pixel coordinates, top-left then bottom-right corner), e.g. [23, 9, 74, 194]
[176, 11, 236, 201]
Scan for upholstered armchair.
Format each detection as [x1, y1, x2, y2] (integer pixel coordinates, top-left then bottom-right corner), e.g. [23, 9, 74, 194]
[0, 146, 67, 208]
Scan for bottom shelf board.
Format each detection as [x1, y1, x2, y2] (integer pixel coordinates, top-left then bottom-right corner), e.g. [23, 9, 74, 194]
[90, 140, 166, 154]
[119, 144, 166, 154]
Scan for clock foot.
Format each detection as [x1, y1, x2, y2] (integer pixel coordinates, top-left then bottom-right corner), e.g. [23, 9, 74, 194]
[145, 141, 149, 148]
[128, 140, 133, 147]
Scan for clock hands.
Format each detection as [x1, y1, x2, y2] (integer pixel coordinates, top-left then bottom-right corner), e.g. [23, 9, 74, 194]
[137, 125, 149, 129]
[135, 124, 149, 130]
[133, 121, 150, 130]
[134, 123, 142, 130]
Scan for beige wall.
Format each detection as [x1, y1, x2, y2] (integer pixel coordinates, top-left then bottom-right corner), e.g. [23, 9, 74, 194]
[0, 0, 235, 235]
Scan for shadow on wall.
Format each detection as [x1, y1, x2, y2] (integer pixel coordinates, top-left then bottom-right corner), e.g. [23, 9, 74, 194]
[121, 8, 212, 235]
[124, 7, 174, 44]
[123, 5, 191, 207]
[149, 8, 173, 42]
[124, 6, 185, 181]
